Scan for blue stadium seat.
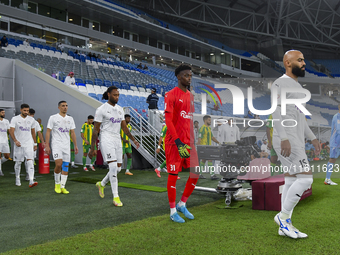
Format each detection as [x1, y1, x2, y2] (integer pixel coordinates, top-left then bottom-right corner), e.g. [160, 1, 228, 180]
[75, 78, 84, 84]
[104, 80, 112, 87]
[85, 79, 94, 85]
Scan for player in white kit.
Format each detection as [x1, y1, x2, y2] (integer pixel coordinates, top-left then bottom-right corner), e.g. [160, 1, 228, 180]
[8, 104, 38, 187]
[271, 50, 321, 239]
[0, 109, 11, 176]
[89, 86, 140, 206]
[45, 101, 78, 194]
[24, 108, 45, 180]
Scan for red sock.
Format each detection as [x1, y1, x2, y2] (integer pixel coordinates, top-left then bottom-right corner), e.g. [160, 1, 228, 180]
[181, 176, 199, 203]
[167, 174, 178, 208]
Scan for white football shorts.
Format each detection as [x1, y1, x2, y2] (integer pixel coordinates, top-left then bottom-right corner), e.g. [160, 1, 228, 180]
[52, 146, 70, 162]
[13, 145, 34, 162]
[273, 145, 310, 175]
[100, 138, 122, 164]
[0, 143, 10, 154]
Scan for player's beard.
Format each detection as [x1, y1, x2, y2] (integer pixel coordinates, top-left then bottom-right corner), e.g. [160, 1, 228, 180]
[292, 65, 305, 77]
[109, 98, 118, 105]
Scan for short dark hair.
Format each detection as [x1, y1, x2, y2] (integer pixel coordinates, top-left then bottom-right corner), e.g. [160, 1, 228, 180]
[203, 115, 211, 122]
[21, 104, 29, 109]
[58, 101, 67, 106]
[325, 141, 329, 145]
[125, 114, 131, 118]
[102, 86, 118, 100]
[29, 108, 35, 114]
[0, 109, 4, 112]
[175, 64, 191, 76]
[88, 115, 94, 119]
[194, 120, 198, 124]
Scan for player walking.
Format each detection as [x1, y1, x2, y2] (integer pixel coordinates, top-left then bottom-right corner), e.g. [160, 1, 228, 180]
[121, 114, 133, 176]
[45, 101, 78, 194]
[89, 86, 139, 206]
[9, 104, 38, 187]
[0, 109, 10, 176]
[81, 115, 96, 171]
[164, 64, 200, 223]
[324, 104, 340, 185]
[198, 115, 220, 180]
[272, 50, 321, 239]
[155, 124, 180, 179]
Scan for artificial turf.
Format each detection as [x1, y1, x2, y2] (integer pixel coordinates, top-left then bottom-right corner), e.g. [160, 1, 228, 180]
[71, 177, 168, 192]
[1, 159, 340, 254]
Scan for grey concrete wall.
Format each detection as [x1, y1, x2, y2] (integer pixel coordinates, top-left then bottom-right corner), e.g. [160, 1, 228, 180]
[0, 58, 15, 109]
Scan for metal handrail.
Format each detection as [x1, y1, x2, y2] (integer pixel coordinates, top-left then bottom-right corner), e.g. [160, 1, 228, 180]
[124, 106, 166, 168]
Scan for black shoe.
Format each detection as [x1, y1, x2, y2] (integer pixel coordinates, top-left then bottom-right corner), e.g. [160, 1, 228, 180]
[199, 174, 206, 179]
[210, 174, 219, 180]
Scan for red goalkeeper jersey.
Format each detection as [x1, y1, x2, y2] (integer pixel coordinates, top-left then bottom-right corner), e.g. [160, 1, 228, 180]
[164, 87, 195, 145]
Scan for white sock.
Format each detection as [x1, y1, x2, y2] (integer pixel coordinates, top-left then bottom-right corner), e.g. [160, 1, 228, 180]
[126, 169, 130, 172]
[282, 174, 313, 216]
[14, 162, 21, 179]
[108, 162, 118, 197]
[170, 207, 176, 215]
[156, 167, 161, 171]
[101, 172, 110, 187]
[60, 174, 68, 188]
[281, 176, 297, 219]
[90, 164, 93, 167]
[71, 162, 75, 166]
[178, 200, 185, 207]
[26, 160, 34, 184]
[1, 157, 8, 163]
[117, 167, 121, 173]
[54, 172, 61, 184]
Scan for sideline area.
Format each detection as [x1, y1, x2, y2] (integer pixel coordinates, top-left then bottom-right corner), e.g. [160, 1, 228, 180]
[1, 160, 339, 254]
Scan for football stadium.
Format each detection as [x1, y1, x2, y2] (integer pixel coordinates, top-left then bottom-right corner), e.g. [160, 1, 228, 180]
[1, 0, 340, 254]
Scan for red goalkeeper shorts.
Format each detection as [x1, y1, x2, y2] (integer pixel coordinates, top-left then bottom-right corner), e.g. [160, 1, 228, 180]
[165, 144, 199, 174]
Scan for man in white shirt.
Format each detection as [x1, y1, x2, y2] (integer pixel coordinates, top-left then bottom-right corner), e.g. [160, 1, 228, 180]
[45, 101, 78, 194]
[58, 43, 64, 52]
[0, 109, 10, 176]
[23, 39, 29, 47]
[272, 50, 321, 239]
[89, 86, 140, 207]
[220, 118, 240, 143]
[25, 108, 45, 180]
[64, 72, 75, 86]
[194, 120, 199, 145]
[9, 104, 38, 187]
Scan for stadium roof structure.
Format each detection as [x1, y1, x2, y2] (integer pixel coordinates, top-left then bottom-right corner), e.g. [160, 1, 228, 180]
[122, 0, 340, 53]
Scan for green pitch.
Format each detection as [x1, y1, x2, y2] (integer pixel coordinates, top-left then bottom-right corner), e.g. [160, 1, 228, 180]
[1, 159, 340, 254]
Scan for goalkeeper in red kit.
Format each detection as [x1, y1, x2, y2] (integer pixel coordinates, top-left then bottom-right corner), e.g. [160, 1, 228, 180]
[164, 64, 199, 223]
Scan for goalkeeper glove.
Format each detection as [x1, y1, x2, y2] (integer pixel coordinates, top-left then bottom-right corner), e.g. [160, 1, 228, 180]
[175, 138, 191, 158]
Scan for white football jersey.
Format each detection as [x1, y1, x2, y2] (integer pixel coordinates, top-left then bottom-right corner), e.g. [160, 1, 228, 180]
[0, 118, 10, 143]
[10, 115, 35, 147]
[271, 74, 308, 149]
[94, 103, 124, 141]
[34, 120, 41, 134]
[47, 114, 75, 149]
